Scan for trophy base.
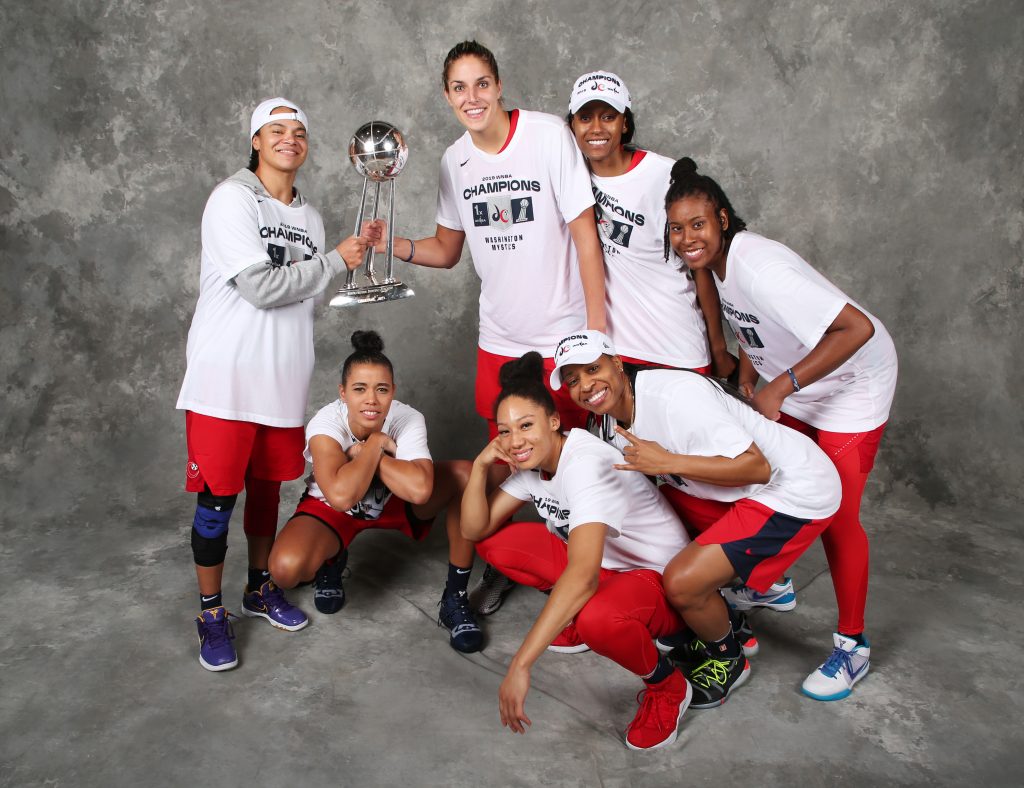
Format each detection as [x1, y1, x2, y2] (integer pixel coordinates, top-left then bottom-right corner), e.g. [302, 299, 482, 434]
[329, 281, 415, 308]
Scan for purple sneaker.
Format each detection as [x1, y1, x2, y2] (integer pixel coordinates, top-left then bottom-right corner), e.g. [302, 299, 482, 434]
[242, 579, 309, 632]
[196, 607, 238, 672]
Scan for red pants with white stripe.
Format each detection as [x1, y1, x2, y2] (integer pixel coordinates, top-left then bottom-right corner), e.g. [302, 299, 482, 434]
[778, 413, 887, 635]
[475, 522, 682, 677]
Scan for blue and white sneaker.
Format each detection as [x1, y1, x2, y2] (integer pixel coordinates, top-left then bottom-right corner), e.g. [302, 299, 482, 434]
[722, 577, 797, 612]
[802, 633, 871, 701]
[196, 607, 238, 672]
[438, 590, 483, 653]
[242, 579, 309, 632]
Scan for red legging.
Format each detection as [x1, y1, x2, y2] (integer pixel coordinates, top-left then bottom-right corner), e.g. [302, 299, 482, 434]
[778, 413, 887, 635]
[475, 522, 683, 677]
[242, 475, 282, 538]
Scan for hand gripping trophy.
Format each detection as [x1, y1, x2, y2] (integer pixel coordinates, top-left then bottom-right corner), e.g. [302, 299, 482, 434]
[330, 121, 413, 307]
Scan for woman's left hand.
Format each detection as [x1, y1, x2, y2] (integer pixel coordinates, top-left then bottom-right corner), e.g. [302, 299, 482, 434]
[498, 664, 532, 734]
[750, 384, 786, 422]
[613, 427, 675, 476]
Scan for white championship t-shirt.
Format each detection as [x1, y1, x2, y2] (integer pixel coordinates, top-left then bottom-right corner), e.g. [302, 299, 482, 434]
[591, 151, 710, 368]
[303, 398, 431, 520]
[597, 370, 841, 520]
[436, 110, 596, 356]
[177, 169, 327, 427]
[716, 232, 898, 432]
[500, 428, 690, 572]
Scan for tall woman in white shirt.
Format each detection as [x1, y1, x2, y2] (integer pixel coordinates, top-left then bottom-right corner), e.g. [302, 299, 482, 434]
[662, 158, 898, 701]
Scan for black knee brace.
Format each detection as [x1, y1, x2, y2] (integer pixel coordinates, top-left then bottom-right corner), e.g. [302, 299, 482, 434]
[191, 490, 237, 567]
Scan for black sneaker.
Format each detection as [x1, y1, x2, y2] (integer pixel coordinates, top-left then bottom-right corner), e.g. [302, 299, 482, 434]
[313, 549, 348, 614]
[438, 590, 483, 653]
[729, 608, 760, 657]
[686, 654, 751, 709]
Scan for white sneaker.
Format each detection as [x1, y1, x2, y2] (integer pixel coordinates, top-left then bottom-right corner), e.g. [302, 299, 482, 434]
[721, 577, 797, 612]
[801, 633, 870, 701]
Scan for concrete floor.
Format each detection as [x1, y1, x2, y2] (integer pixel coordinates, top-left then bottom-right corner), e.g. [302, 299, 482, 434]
[2, 495, 1021, 787]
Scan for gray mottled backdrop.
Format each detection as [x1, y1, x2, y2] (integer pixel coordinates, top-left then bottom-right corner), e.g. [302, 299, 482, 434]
[2, 0, 1021, 527]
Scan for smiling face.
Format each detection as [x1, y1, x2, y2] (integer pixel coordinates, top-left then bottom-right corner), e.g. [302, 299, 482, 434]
[444, 55, 503, 135]
[495, 395, 562, 472]
[339, 362, 395, 440]
[570, 100, 629, 173]
[666, 194, 729, 278]
[561, 354, 631, 422]
[251, 106, 308, 174]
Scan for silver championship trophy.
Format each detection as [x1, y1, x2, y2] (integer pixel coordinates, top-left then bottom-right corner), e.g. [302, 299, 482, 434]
[330, 121, 413, 307]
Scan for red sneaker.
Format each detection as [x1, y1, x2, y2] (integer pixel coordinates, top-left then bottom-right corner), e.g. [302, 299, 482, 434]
[547, 621, 590, 654]
[625, 669, 692, 751]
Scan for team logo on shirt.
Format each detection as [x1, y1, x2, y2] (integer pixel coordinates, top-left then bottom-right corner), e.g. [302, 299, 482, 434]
[472, 196, 535, 230]
[264, 222, 318, 268]
[735, 326, 765, 349]
[350, 479, 391, 520]
[596, 206, 634, 248]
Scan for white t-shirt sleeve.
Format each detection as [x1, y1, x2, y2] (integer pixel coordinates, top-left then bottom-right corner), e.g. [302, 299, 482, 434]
[391, 408, 432, 462]
[201, 183, 273, 282]
[665, 387, 754, 461]
[748, 260, 847, 350]
[561, 452, 627, 537]
[499, 470, 535, 503]
[550, 124, 596, 225]
[435, 150, 463, 231]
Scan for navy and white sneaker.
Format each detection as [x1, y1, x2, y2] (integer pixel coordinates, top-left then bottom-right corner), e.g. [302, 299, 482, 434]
[438, 590, 483, 653]
[242, 579, 308, 631]
[802, 633, 870, 701]
[313, 551, 348, 615]
[722, 578, 797, 612]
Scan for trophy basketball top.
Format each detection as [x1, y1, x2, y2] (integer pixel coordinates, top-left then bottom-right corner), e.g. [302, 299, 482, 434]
[348, 121, 408, 181]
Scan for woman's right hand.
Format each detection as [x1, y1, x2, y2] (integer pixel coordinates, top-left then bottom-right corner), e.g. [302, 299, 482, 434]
[474, 436, 517, 471]
[335, 234, 370, 270]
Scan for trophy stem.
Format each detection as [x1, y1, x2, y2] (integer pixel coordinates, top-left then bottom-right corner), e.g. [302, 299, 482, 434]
[385, 180, 396, 281]
[363, 181, 382, 281]
[347, 178, 370, 288]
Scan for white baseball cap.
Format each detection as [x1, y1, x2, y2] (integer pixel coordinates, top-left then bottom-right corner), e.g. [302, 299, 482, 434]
[549, 330, 617, 390]
[249, 97, 309, 141]
[568, 71, 631, 115]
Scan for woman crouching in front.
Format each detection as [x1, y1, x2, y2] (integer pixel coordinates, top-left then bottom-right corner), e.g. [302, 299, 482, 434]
[460, 351, 695, 751]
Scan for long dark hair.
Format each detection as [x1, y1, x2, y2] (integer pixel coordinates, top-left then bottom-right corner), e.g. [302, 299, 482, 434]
[493, 351, 555, 419]
[340, 330, 394, 384]
[663, 157, 747, 262]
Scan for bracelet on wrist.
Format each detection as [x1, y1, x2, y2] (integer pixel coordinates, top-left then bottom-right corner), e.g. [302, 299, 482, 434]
[786, 367, 801, 392]
[399, 239, 415, 263]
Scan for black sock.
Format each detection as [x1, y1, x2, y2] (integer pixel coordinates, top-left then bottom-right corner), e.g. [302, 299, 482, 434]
[839, 631, 867, 647]
[644, 655, 676, 686]
[248, 567, 270, 591]
[200, 592, 223, 611]
[709, 627, 741, 660]
[445, 562, 472, 597]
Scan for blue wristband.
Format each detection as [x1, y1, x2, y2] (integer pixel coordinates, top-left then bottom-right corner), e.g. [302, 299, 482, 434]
[786, 368, 801, 392]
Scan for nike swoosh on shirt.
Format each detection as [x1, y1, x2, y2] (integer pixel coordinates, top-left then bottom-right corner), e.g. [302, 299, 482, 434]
[459, 158, 470, 167]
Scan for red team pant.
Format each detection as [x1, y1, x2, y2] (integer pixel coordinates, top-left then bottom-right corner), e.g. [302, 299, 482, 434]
[289, 493, 433, 550]
[777, 413, 887, 635]
[476, 348, 588, 440]
[475, 522, 683, 677]
[185, 411, 305, 537]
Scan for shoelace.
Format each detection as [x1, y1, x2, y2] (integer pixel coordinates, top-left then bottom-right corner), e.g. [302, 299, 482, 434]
[631, 688, 659, 729]
[820, 647, 855, 678]
[690, 658, 730, 688]
[440, 594, 479, 633]
[201, 613, 235, 647]
[260, 582, 291, 610]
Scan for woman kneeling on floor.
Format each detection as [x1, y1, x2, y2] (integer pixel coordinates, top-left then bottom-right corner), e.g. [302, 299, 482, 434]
[461, 352, 695, 751]
[268, 330, 482, 653]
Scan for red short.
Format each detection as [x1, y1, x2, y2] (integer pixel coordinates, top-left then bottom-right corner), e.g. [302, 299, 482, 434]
[184, 411, 305, 495]
[475, 347, 588, 440]
[289, 492, 433, 549]
[618, 354, 710, 375]
[660, 485, 832, 593]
